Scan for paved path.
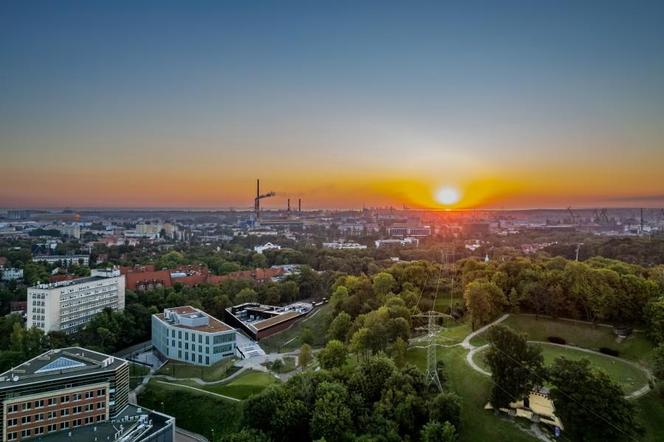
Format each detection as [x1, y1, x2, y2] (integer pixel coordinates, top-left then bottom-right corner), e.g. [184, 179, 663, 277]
[461, 314, 510, 350]
[155, 380, 241, 402]
[175, 427, 209, 442]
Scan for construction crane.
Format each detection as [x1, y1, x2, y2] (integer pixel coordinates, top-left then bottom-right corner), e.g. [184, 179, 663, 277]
[566, 207, 579, 225]
[254, 179, 275, 220]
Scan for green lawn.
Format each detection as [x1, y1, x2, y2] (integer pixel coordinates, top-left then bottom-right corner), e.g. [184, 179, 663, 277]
[407, 346, 537, 442]
[469, 315, 654, 367]
[435, 321, 472, 345]
[260, 303, 334, 353]
[137, 379, 241, 440]
[157, 357, 238, 381]
[473, 343, 649, 395]
[162, 369, 278, 400]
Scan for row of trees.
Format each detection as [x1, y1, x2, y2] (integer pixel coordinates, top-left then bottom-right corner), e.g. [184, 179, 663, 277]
[223, 354, 461, 442]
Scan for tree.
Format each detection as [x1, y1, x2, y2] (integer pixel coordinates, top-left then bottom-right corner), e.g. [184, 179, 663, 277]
[646, 298, 664, 343]
[328, 312, 352, 342]
[310, 382, 354, 441]
[653, 344, 664, 380]
[485, 325, 544, 408]
[390, 337, 407, 368]
[420, 421, 457, 442]
[429, 392, 462, 431]
[299, 344, 312, 368]
[235, 288, 258, 304]
[300, 326, 314, 345]
[372, 272, 396, 298]
[318, 340, 348, 369]
[549, 357, 643, 442]
[463, 281, 506, 330]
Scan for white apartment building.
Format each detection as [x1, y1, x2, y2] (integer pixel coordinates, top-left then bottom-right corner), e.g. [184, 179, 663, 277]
[0, 267, 23, 281]
[322, 241, 368, 250]
[152, 306, 236, 366]
[253, 242, 281, 254]
[27, 269, 125, 334]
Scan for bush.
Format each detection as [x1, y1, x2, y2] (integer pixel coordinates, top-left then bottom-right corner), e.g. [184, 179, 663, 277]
[599, 347, 620, 357]
[547, 336, 566, 345]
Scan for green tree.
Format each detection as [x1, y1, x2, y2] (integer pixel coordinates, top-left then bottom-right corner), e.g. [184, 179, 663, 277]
[310, 382, 354, 441]
[372, 272, 396, 298]
[429, 392, 462, 431]
[549, 357, 643, 442]
[420, 421, 457, 442]
[299, 343, 313, 368]
[390, 337, 407, 368]
[653, 344, 664, 379]
[328, 312, 352, 342]
[485, 325, 544, 408]
[318, 340, 348, 369]
[235, 287, 258, 304]
[300, 326, 314, 345]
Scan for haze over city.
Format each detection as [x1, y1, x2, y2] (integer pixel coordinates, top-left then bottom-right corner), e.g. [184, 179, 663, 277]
[2, 1, 663, 210]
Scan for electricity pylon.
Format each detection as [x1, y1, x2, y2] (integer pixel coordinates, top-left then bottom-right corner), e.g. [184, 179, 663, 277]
[414, 310, 452, 392]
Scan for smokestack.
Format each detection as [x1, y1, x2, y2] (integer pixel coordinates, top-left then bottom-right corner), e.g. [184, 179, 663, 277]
[298, 198, 302, 213]
[287, 199, 291, 212]
[256, 179, 260, 199]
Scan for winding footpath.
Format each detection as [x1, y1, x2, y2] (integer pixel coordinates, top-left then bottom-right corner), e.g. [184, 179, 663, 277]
[456, 314, 653, 400]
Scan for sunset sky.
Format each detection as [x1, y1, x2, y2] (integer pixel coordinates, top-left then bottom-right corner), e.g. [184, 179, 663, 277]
[1, 1, 663, 210]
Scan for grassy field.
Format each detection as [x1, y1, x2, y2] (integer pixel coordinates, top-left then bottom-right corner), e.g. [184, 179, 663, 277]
[473, 343, 649, 395]
[161, 369, 278, 400]
[157, 357, 238, 381]
[469, 314, 654, 366]
[138, 379, 241, 440]
[435, 320, 472, 345]
[260, 303, 334, 353]
[407, 346, 537, 442]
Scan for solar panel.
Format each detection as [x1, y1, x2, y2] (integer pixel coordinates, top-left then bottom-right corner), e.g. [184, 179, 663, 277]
[35, 357, 86, 374]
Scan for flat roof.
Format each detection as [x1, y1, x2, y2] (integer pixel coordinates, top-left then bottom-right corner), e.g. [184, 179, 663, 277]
[254, 311, 302, 330]
[0, 347, 126, 389]
[35, 404, 173, 442]
[155, 306, 233, 333]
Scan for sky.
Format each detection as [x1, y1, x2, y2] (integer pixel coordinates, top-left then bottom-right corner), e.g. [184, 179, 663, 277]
[1, 1, 663, 210]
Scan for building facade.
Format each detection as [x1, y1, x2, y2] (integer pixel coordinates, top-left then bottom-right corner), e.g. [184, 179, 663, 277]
[32, 255, 90, 266]
[152, 306, 237, 366]
[0, 347, 173, 442]
[27, 269, 125, 334]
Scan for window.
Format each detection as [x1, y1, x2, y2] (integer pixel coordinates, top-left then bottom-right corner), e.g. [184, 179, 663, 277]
[22, 402, 31, 411]
[61, 395, 70, 403]
[97, 402, 105, 409]
[48, 411, 57, 420]
[21, 429, 30, 438]
[60, 422, 69, 430]
[35, 413, 44, 422]
[7, 404, 18, 413]
[198, 334, 202, 343]
[48, 398, 56, 406]
[35, 399, 44, 408]
[205, 356, 209, 365]
[35, 427, 44, 435]
[21, 416, 31, 424]
[61, 409, 69, 417]
[205, 335, 209, 345]
[7, 418, 17, 427]
[48, 424, 57, 432]
[7, 432, 17, 441]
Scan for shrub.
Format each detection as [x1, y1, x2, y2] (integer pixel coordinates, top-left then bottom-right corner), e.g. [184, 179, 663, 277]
[599, 347, 620, 357]
[547, 336, 566, 345]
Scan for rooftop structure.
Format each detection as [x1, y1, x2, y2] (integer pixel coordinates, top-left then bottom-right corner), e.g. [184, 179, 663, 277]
[0, 347, 139, 441]
[152, 306, 236, 366]
[225, 302, 312, 341]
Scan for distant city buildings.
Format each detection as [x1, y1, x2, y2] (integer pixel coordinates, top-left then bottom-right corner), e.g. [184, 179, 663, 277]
[253, 242, 281, 254]
[0, 347, 174, 442]
[152, 306, 237, 366]
[32, 255, 90, 267]
[322, 241, 367, 250]
[27, 269, 125, 334]
[1, 268, 23, 281]
[374, 237, 419, 248]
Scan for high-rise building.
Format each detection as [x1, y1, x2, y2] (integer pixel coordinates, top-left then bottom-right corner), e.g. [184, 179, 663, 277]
[152, 306, 236, 366]
[0, 347, 174, 442]
[27, 269, 125, 334]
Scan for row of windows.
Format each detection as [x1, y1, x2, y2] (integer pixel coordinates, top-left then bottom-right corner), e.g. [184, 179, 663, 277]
[6, 389, 105, 413]
[7, 402, 105, 425]
[7, 415, 104, 440]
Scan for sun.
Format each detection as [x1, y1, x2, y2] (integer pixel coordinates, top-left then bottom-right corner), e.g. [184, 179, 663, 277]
[435, 186, 461, 206]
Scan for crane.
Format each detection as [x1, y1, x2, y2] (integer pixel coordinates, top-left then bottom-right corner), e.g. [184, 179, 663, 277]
[567, 207, 579, 225]
[254, 179, 275, 220]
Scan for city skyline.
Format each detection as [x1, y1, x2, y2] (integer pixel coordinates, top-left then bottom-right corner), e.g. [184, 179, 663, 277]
[2, 1, 664, 210]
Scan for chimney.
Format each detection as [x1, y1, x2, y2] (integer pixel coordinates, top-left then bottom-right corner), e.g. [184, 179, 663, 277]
[287, 199, 291, 212]
[298, 198, 302, 213]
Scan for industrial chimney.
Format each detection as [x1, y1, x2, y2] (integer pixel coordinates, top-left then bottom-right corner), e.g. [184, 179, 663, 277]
[298, 198, 302, 213]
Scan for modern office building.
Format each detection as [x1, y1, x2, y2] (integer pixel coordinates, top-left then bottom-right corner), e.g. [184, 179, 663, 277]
[0, 347, 174, 441]
[152, 306, 237, 366]
[27, 269, 125, 334]
[225, 302, 312, 341]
